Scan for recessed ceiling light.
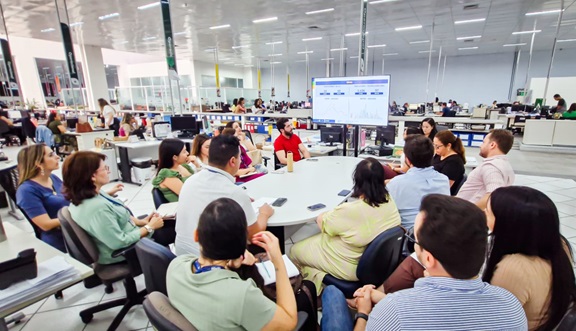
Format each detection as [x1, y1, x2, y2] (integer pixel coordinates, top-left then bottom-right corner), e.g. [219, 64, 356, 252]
[209, 24, 230, 30]
[419, 50, 436, 53]
[369, 0, 399, 4]
[350, 56, 359, 58]
[305, 8, 334, 15]
[302, 37, 323, 41]
[526, 9, 562, 16]
[244, 65, 254, 67]
[270, 61, 282, 64]
[345, 32, 369, 37]
[383, 53, 399, 56]
[321, 58, 334, 61]
[557, 38, 576, 42]
[253, 17, 278, 24]
[395, 25, 422, 31]
[138, 2, 160, 10]
[142, 36, 157, 41]
[234, 64, 245, 66]
[409, 40, 430, 44]
[330, 48, 348, 51]
[368, 44, 386, 48]
[266, 41, 283, 45]
[268, 53, 282, 57]
[454, 18, 486, 24]
[512, 30, 542, 35]
[297, 51, 314, 54]
[41, 28, 55, 32]
[99, 12, 119, 20]
[503, 43, 527, 47]
[457, 35, 482, 40]
[70, 22, 84, 27]
[458, 47, 478, 50]
[232, 45, 249, 49]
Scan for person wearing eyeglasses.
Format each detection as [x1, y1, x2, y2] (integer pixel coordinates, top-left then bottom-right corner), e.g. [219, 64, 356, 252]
[320, 195, 527, 331]
[63, 151, 165, 265]
[432, 130, 466, 195]
[16, 145, 123, 252]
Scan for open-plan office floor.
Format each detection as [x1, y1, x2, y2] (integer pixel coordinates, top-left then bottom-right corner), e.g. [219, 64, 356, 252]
[2, 139, 576, 331]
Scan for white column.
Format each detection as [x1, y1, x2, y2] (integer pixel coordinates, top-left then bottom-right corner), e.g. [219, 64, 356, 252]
[13, 54, 46, 108]
[83, 45, 108, 109]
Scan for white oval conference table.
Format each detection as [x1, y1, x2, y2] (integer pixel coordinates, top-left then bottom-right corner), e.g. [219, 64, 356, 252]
[243, 156, 363, 252]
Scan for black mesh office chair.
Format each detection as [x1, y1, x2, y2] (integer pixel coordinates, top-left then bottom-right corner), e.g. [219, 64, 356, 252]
[135, 238, 176, 295]
[323, 226, 406, 298]
[143, 292, 198, 331]
[58, 207, 146, 331]
[452, 173, 468, 196]
[557, 306, 576, 331]
[152, 188, 170, 209]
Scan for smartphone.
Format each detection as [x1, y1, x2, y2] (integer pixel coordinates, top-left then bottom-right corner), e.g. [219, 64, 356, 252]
[306, 158, 319, 162]
[272, 197, 288, 207]
[338, 189, 351, 197]
[307, 203, 326, 211]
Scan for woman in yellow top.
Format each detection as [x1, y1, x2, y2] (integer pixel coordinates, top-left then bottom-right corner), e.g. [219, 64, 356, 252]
[152, 139, 194, 202]
[289, 157, 401, 292]
[483, 186, 576, 331]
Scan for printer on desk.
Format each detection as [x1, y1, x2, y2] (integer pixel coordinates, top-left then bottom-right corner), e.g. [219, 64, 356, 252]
[363, 144, 393, 157]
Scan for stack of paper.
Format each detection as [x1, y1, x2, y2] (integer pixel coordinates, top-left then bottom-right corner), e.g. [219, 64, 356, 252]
[256, 255, 300, 285]
[251, 197, 276, 214]
[156, 202, 178, 218]
[0, 256, 80, 311]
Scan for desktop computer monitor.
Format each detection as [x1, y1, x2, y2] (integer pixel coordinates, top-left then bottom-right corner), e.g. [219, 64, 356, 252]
[170, 115, 198, 137]
[375, 125, 396, 146]
[320, 126, 342, 146]
[67, 118, 79, 130]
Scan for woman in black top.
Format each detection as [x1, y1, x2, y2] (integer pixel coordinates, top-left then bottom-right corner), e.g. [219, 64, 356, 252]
[432, 130, 466, 195]
[420, 117, 438, 141]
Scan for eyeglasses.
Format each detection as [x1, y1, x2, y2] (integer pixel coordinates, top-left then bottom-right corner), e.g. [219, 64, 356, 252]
[433, 144, 444, 150]
[98, 165, 110, 172]
[404, 233, 421, 247]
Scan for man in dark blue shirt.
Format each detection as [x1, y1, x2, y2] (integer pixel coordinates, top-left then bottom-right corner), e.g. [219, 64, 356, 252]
[441, 102, 451, 117]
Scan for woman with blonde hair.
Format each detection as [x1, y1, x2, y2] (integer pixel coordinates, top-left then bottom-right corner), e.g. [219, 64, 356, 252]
[432, 130, 466, 195]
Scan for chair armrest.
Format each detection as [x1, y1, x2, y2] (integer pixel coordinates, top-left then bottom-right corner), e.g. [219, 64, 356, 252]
[111, 242, 137, 258]
[262, 156, 270, 161]
[296, 311, 308, 331]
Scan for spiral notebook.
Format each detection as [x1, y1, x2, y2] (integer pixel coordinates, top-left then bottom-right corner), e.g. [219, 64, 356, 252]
[255, 255, 300, 285]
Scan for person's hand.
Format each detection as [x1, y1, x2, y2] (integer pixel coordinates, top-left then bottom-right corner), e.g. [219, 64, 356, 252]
[187, 155, 197, 164]
[259, 203, 274, 218]
[143, 212, 159, 223]
[387, 163, 394, 169]
[107, 183, 124, 196]
[148, 216, 164, 230]
[241, 251, 257, 266]
[355, 288, 374, 315]
[251, 231, 282, 265]
[237, 132, 246, 141]
[353, 285, 376, 299]
[248, 166, 256, 173]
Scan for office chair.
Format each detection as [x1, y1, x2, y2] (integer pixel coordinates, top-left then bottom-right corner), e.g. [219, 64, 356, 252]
[511, 115, 526, 135]
[58, 207, 146, 331]
[135, 238, 176, 295]
[143, 292, 198, 331]
[323, 226, 405, 298]
[557, 306, 576, 331]
[452, 173, 468, 196]
[152, 188, 170, 209]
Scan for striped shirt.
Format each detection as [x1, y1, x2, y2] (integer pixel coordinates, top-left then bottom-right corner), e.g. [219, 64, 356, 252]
[367, 277, 527, 331]
[457, 154, 515, 204]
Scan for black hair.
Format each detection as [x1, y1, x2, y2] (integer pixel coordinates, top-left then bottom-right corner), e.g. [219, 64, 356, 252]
[418, 194, 487, 279]
[420, 118, 438, 140]
[197, 198, 247, 261]
[276, 118, 290, 133]
[47, 112, 57, 127]
[405, 127, 421, 135]
[569, 103, 576, 113]
[208, 134, 240, 168]
[156, 138, 185, 175]
[483, 186, 576, 331]
[403, 134, 434, 168]
[350, 157, 389, 207]
[232, 98, 238, 106]
[554, 94, 561, 98]
[225, 121, 239, 129]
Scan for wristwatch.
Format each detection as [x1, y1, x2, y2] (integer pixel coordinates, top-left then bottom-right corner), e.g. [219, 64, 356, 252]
[144, 225, 154, 234]
[354, 312, 369, 322]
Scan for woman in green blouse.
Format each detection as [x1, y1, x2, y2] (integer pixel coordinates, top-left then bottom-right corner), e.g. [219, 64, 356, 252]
[152, 139, 195, 202]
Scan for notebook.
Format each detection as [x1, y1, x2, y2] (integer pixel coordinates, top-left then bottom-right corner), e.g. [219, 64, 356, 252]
[256, 255, 300, 285]
[156, 202, 178, 219]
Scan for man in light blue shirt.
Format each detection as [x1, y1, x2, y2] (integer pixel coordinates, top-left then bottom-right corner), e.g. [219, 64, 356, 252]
[320, 195, 527, 331]
[386, 134, 450, 229]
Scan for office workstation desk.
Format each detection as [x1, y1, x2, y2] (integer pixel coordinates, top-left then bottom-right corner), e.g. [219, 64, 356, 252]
[62, 129, 114, 151]
[0, 222, 93, 330]
[243, 156, 362, 253]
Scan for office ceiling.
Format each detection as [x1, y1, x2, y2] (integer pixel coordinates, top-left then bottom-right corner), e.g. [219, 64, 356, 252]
[0, 0, 575, 68]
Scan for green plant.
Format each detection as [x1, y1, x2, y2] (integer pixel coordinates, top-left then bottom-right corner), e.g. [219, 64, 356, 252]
[25, 98, 39, 110]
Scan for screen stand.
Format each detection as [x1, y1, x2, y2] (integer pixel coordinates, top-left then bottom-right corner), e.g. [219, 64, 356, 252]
[343, 126, 348, 157]
[354, 125, 360, 157]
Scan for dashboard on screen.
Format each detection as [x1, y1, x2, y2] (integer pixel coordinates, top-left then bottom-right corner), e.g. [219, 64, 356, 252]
[312, 75, 391, 126]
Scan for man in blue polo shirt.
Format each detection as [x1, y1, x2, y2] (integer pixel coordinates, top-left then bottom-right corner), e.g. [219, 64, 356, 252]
[321, 195, 527, 331]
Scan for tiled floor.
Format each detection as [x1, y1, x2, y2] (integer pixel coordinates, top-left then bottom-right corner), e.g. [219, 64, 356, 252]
[2, 142, 576, 330]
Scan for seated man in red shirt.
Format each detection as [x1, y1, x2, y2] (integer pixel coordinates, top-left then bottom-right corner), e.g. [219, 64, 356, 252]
[274, 118, 311, 165]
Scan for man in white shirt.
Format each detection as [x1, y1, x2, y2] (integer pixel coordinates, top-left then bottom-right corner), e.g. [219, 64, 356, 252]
[457, 129, 515, 210]
[175, 135, 274, 256]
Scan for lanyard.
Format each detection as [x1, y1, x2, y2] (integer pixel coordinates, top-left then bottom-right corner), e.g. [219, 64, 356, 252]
[193, 259, 224, 274]
[99, 193, 134, 217]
